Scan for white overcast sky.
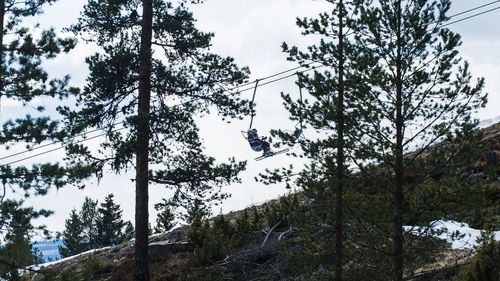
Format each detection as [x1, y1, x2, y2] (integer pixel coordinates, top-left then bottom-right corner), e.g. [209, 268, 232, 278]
[1, 0, 499, 235]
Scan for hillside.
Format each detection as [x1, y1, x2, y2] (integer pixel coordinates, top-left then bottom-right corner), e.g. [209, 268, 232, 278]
[24, 122, 500, 281]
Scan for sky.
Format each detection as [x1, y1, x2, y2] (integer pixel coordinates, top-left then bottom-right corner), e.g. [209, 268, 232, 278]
[1, 0, 500, 235]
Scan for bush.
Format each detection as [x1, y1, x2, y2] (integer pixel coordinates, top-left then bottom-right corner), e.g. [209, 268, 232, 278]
[455, 236, 500, 281]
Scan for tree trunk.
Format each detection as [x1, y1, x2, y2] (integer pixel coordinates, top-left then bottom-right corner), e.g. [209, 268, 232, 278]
[335, 0, 345, 281]
[0, 0, 5, 107]
[0, 0, 4, 59]
[134, 0, 153, 280]
[393, 1, 404, 281]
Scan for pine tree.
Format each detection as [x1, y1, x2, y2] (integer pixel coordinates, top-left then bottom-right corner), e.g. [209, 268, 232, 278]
[58, 209, 85, 258]
[153, 199, 175, 234]
[65, 1, 250, 279]
[350, 1, 486, 280]
[59, 196, 134, 254]
[123, 221, 135, 241]
[0, 3, 90, 267]
[0, 200, 52, 280]
[96, 194, 127, 247]
[0, 0, 76, 103]
[269, 0, 361, 279]
[80, 197, 99, 250]
[0, 0, 88, 195]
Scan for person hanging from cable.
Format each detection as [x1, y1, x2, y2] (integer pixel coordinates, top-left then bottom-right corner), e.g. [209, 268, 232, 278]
[241, 79, 291, 160]
[246, 128, 273, 157]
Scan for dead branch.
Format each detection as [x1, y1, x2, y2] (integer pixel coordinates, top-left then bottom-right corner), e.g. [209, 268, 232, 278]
[262, 220, 282, 247]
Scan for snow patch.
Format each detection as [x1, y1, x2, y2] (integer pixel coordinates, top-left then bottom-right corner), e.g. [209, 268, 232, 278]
[27, 246, 111, 271]
[405, 220, 500, 250]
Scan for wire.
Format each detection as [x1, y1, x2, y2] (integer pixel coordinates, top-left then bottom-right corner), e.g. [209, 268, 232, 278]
[0, 121, 125, 162]
[447, 0, 500, 18]
[1, 1, 498, 167]
[0, 64, 326, 168]
[236, 64, 323, 93]
[0, 67, 324, 167]
[0, 127, 126, 167]
[1, 64, 323, 165]
[229, 65, 307, 91]
[440, 6, 500, 28]
[216, 1, 500, 93]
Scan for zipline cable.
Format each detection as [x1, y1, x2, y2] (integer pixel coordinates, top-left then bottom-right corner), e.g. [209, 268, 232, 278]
[236, 64, 322, 93]
[343, 1, 500, 37]
[0, 63, 323, 163]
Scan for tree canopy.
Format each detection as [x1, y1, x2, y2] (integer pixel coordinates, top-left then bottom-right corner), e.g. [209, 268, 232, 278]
[62, 0, 251, 279]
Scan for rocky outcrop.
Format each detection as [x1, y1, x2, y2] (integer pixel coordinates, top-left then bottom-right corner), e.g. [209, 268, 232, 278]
[148, 241, 193, 260]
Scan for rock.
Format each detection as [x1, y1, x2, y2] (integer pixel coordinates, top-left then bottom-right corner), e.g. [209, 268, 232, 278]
[148, 241, 193, 260]
[167, 228, 186, 243]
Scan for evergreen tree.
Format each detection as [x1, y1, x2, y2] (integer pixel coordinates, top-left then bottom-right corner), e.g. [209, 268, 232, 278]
[59, 196, 133, 256]
[0, 0, 75, 100]
[0, 200, 51, 280]
[263, 0, 487, 279]
[0, 0, 89, 195]
[0, 4, 89, 276]
[58, 209, 85, 258]
[153, 199, 175, 234]
[264, 0, 361, 279]
[96, 194, 127, 247]
[65, 1, 250, 279]
[456, 237, 500, 281]
[350, 1, 486, 280]
[79, 197, 99, 250]
[123, 221, 135, 241]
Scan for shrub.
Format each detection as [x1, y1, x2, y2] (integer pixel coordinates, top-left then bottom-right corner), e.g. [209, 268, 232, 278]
[455, 236, 500, 281]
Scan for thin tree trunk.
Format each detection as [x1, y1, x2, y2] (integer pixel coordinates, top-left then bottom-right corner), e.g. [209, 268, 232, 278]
[0, 0, 5, 112]
[393, 1, 404, 281]
[0, 0, 4, 67]
[335, 0, 345, 280]
[134, 0, 153, 280]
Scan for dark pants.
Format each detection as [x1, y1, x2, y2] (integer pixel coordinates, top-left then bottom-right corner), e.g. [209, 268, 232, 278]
[260, 139, 270, 153]
[249, 138, 270, 153]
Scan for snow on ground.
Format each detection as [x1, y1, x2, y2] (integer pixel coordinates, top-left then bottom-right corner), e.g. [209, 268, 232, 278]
[25, 229, 175, 271]
[405, 220, 500, 250]
[27, 246, 111, 271]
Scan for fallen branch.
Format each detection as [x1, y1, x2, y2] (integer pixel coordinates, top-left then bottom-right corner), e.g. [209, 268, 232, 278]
[278, 227, 292, 241]
[262, 221, 282, 247]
